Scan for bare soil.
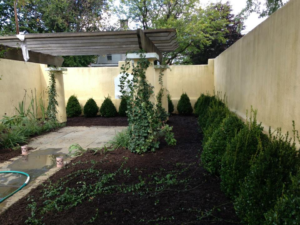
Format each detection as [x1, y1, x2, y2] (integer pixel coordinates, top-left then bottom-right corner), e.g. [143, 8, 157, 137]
[0, 115, 240, 225]
[66, 116, 128, 127]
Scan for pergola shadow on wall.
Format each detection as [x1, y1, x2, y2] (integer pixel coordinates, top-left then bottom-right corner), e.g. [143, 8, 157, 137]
[0, 29, 178, 66]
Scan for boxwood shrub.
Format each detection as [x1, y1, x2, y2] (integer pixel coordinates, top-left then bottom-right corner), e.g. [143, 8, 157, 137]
[234, 131, 300, 225]
[66, 95, 81, 117]
[177, 93, 193, 115]
[83, 98, 98, 117]
[118, 97, 128, 117]
[167, 94, 174, 114]
[264, 171, 300, 225]
[201, 115, 245, 175]
[100, 96, 117, 117]
[220, 111, 269, 198]
[195, 94, 213, 118]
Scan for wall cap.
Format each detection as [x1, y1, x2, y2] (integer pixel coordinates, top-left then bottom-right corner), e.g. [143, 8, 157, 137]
[45, 67, 67, 72]
[126, 53, 159, 60]
[154, 65, 170, 69]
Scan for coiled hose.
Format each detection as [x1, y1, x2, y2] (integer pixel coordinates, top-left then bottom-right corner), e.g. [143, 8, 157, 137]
[0, 171, 30, 203]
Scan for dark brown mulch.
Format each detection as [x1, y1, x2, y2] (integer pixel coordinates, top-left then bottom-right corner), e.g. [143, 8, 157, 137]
[66, 116, 128, 127]
[0, 147, 34, 164]
[0, 115, 240, 225]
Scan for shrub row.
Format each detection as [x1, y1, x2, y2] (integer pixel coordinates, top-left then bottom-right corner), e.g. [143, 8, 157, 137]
[197, 94, 300, 225]
[66, 95, 128, 118]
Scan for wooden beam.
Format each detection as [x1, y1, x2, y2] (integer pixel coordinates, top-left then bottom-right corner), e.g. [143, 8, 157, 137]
[137, 29, 162, 62]
[0, 45, 64, 67]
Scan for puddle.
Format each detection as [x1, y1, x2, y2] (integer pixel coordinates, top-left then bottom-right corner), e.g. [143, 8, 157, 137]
[0, 148, 70, 207]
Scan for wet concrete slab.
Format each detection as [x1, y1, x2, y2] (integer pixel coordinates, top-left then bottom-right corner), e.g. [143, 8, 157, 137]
[0, 126, 126, 214]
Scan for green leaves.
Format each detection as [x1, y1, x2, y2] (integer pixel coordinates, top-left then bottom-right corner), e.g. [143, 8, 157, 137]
[47, 71, 58, 121]
[119, 53, 176, 153]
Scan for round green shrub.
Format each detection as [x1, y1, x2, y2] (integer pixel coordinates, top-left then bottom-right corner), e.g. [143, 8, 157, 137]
[167, 94, 174, 114]
[201, 115, 245, 175]
[234, 132, 300, 225]
[220, 111, 269, 198]
[118, 97, 128, 117]
[66, 95, 81, 117]
[264, 171, 300, 225]
[177, 93, 193, 115]
[83, 98, 98, 117]
[99, 96, 117, 117]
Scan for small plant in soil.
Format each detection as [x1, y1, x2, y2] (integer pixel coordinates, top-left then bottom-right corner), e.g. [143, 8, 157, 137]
[177, 93, 193, 115]
[83, 98, 98, 117]
[66, 95, 81, 117]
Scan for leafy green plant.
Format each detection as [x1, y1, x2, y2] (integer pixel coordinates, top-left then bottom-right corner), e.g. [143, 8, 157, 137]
[195, 94, 213, 117]
[68, 143, 87, 156]
[119, 53, 176, 154]
[47, 71, 58, 121]
[234, 128, 300, 225]
[201, 100, 229, 145]
[167, 94, 174, 114]
[66, 95, 82, 117]
[264, 171, 300, 225]
[201, 115, 245, 175]
[99, 96, 117, 117]
[118, 97, 128, 117]
[220, 109, 269, 198]
[83, 98, 98, 117]
[177, 93, 193, 115]
[109, 128, 130, 150]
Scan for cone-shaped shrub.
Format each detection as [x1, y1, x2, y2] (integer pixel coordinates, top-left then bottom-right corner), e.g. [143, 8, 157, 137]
[195, 94, 213, 117]
[264, 171, 300, 225]
[220, 110, 269, 198]
[66, 95, 81, 117]
[202, 101, 229, 145]
[99, 96, 117, 117]
[83, 98, 98, 117]
[118, 97, 128, 117]
[201, 115, 245, 175]
[168, 94, 174, 114]
[234, 130, 300, 225]
[177, 93, 193, 115]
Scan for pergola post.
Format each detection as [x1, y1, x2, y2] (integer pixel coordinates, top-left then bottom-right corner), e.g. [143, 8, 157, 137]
[45, 68, 67, 123]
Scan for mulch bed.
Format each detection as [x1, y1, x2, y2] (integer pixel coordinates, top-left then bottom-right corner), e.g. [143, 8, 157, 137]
[66, 116, 128, 127]
[0, 147, 34, 164]
[0, 115, 240, 225]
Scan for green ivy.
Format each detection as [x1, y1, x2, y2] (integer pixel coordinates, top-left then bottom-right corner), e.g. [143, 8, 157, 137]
[119, 53, 176, 154]
[47, 71, 58, 121]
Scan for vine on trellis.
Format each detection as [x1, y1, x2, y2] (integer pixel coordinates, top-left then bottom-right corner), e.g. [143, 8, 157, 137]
[47, 71, 58, 121]
[119, 53, 176, 154]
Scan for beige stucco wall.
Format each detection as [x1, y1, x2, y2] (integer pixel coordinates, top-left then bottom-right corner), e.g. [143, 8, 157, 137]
[0, 59, 47, 118]
[167, 59, 215, 112]
[214, 0, 300, 135]
[63, 66, 120, 112]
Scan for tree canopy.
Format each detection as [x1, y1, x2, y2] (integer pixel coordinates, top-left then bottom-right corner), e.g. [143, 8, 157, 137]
[113, 0, 242, 64]
[189, 2, 244, 65]
[242, 0, 288, 18]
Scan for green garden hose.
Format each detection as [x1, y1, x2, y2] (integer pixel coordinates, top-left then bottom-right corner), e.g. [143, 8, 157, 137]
[0, 171, 30, 203]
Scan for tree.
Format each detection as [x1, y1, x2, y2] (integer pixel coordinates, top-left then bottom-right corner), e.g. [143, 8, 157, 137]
[112, 0, 230, 64]
[0, 0, 109, 66]
[189, 2, 244, 65]
[242, 0, 289, 18]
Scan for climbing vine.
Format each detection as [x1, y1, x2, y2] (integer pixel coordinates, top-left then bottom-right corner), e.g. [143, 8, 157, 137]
[47, 71, 58, 121]
[119, 53, 176, 154]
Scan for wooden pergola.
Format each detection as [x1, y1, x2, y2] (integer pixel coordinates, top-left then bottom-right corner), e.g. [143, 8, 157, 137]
[0, 29, 178, 66]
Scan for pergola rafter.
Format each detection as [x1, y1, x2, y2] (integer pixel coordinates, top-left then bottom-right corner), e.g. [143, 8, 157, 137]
[0, 29, 178, 66]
